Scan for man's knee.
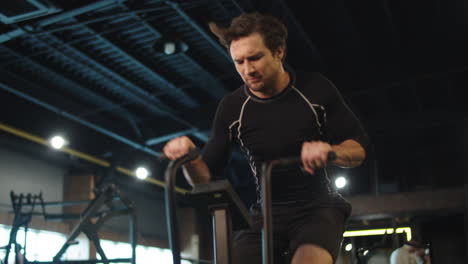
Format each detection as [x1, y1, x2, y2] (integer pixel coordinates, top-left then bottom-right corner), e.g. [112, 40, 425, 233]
[291, 244, 333, 264]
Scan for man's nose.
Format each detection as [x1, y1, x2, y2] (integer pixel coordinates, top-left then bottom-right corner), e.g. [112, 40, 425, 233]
[244, 62, 255, 75]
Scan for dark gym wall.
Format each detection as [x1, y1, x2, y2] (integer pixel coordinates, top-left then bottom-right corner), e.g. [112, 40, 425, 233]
[423, 216, 465, 264]
[0, 147, 65, 215]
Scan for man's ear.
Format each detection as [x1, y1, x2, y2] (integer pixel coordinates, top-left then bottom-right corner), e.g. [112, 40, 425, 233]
[275, 46, 285, 60]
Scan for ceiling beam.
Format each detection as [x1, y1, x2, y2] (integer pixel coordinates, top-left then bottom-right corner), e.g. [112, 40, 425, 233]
[177, 54, 228, 99]
[165, 0, 231, 61]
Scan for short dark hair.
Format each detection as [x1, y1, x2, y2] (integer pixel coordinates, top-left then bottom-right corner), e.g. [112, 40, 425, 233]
[209, 12, 288, 57]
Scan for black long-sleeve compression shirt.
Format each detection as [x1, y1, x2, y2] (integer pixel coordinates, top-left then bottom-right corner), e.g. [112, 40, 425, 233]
[202, 70, 369, 203]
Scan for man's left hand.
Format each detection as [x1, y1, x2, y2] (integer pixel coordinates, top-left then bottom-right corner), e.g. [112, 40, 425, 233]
[301, 141, 333, 175]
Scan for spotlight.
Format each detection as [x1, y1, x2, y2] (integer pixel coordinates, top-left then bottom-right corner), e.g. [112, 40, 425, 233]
[135, 167, 150, 180]
[153, 36, 189, 55]
[345, 243, 353, 252]
[49, 135, 67, 149]
[164, 41, 176, 55]
[335, 176, 347, 189]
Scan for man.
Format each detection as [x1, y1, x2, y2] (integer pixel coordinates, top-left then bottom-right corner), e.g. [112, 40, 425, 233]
[163, 12, 369, 264]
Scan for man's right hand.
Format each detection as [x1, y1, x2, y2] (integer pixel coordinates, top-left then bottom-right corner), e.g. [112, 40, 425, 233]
[163, 136, 196, 160]
[163, 136, 211, 185]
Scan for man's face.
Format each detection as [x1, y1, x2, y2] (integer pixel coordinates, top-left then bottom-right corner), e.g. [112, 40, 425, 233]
[230, 32, 284, 93]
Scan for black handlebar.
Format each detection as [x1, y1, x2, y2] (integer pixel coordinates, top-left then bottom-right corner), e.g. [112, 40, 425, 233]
[261, 151, 336, 264]
[164, 148, 200, 264]
[265, 151, 337, 167]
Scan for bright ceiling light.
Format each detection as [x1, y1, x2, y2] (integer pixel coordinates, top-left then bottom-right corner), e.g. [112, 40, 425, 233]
[345, 243, 353, 252]
[335, 176, 347, 189]
[154, 36, 189, 55]
[135, 167, 149, 180]
[164, 42, 176, 55]
[49, 135, 67, 149]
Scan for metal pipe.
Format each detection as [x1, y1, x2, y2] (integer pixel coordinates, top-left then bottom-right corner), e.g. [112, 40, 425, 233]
[0, 29, 26, 44]
[0, 0, 126, 43]
[36, 0, 126, 29]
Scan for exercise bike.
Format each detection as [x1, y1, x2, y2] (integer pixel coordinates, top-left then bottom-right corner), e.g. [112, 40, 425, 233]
[164, 150, 336, 264]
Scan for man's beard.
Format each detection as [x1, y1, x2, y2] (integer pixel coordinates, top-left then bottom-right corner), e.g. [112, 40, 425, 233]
[246, 75, 276, 93]
[246, 81, 264, 91]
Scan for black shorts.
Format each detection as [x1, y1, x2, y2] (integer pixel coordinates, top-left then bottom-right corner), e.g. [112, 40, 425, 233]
[232, 194, 352, 264]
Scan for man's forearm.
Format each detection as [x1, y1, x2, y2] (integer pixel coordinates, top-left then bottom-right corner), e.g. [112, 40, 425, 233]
[182, 156, 211, 186]
[331, 139, 366, 168]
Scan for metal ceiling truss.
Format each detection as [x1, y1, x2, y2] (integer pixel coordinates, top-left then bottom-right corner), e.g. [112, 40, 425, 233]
[150, 2, 234, 76]
[19, 33, 174, 118]
[0, 0, 126, 43]
[100, 4, 229, 100]
[0, 45, 142, 135]
[64, 21, 199, 109]
[16, 32, 211, 140]
[165, 0, 231, 61]
[2, 0, 234, 105]
[0, 0, 254, 154]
